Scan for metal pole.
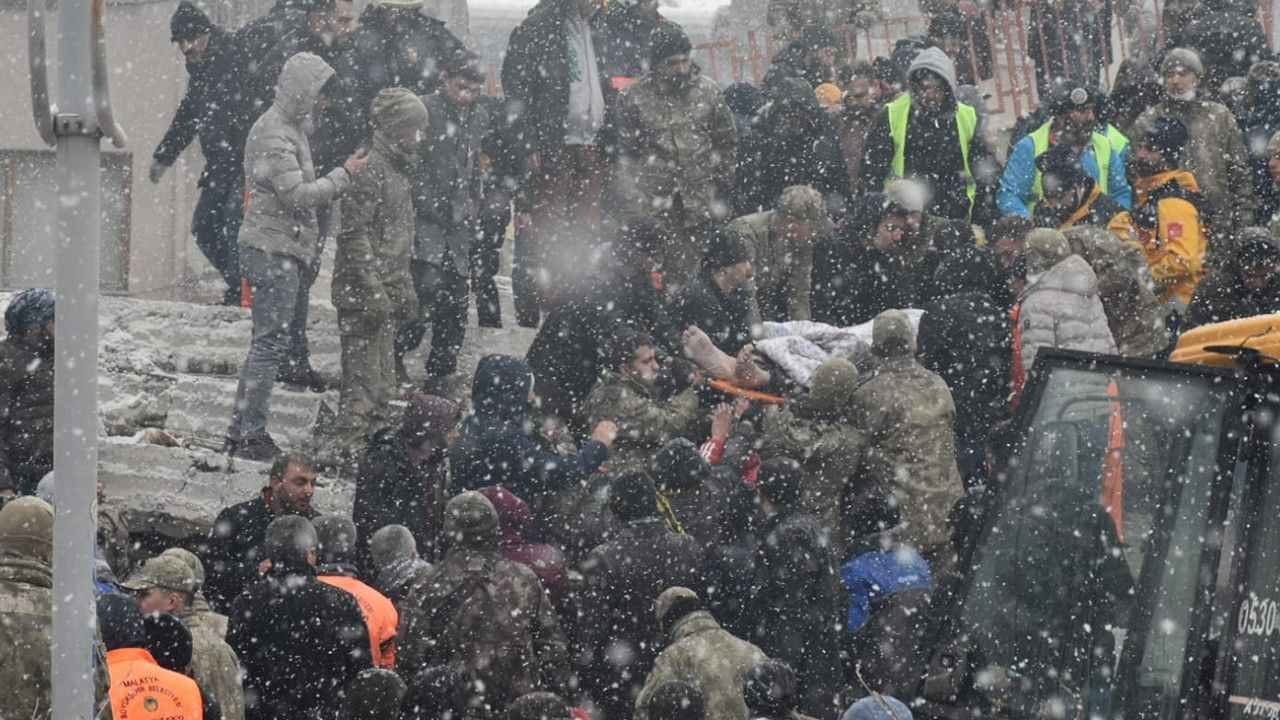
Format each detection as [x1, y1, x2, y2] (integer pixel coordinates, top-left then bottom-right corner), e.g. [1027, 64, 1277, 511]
[52, 0, 101, 715]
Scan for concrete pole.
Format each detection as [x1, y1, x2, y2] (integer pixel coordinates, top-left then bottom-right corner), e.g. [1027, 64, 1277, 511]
[52, 0, 101, 716]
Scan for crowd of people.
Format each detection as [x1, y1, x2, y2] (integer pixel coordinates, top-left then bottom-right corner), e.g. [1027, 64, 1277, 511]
[6, 0, 1280, 717]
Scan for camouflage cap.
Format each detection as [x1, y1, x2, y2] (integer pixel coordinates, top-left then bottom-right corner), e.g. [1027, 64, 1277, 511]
[122, 554, 197, 595]
[159, 547, 207, 590]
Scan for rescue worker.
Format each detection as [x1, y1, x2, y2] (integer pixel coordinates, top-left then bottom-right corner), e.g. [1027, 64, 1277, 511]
[728, 184, 832, 324]
[851, 310, 964, 562]
[1029, 142, 1126, 229]
[580, 328, 701, 475]
[998, 85, 1132, 218]
[0, 289, 54, 495]
[227, 515, 373, 720]
[314, 516, 399, 670]
[401, 53, 493, 391]
[670, 227, 756, 364]
[366, 524, 433, 607]
[1061, 226, 1168, 358]
[398, 492, 569, 711]
[615, 23, 739, 288]
[635, 587, 767, 720]
[203, 453, 319, 612]
[1107, 115, 1207, 307]
[124, 553, 246, 720]
[101, 593, 210, 720]
[0, 497, 54, 720]
[224, 52, 368, 461]
[861, 48, 993, 221]
[331, 88, 429, 453]
[150, 1, 252, 306]
[1136, 48, 1255, 239]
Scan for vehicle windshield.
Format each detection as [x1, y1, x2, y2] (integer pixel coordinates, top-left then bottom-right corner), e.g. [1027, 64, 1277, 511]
[957, 362, 1235, 719]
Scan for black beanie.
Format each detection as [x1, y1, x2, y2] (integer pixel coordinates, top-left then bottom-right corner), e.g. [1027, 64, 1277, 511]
[758, 458, 804, 507]
[1144, 116, 1190, 165]
[610, 473, 659, 522]
[1035, 143, 1091, 194]
[650, 22, 693, 67]
[701, 225, 752, 272]
[145, 613, 194, 672]
[98, 594, 147, 651]
[653, 438, 710, 492]
[170, 1, 213, 42]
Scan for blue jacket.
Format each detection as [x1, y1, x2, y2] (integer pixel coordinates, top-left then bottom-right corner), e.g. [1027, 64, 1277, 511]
[840, 547, 933, 632]
[997, 134, 1132, 218]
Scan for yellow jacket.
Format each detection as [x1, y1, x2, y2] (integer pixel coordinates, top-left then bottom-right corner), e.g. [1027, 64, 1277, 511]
[1107, 169, 1206, 305]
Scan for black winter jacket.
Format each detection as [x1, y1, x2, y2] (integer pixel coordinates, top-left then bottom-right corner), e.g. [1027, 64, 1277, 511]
[670, 274, 754, 356]
[201, 496, 317, 613]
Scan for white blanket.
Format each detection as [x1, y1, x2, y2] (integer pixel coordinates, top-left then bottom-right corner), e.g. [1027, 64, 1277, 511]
[754, 310, 925, 387]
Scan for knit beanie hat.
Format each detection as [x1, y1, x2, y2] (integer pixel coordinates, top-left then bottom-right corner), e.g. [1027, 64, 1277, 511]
[145, 613, 194, 672]
[0, 497, 54, 566]
[98, 594, 147, 651]
[1036, 142, 1091, 194]
[372, 87, 429, 138]
[778, 184, 835, 234]
[1139, 115, 1190, 165]
[4, 288, 55, 336]
[443, 491, 500, 549]
[1161, 47, 1204, 78]
[702, 225, 753, 272]
[402, 393, 460, 444]
[806, 356, 860, 416]
[872, 309, 915, 358]
[170, 1, 213, 42]
[653, 438, 710, 492]
[650, 23, 693, 67]
[1024, 228, 1072, 275]
[757, 458, 804, 507]
[610, 473, 659, 522]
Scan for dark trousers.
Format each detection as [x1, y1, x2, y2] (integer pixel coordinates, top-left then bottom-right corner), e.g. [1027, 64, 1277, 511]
[396, 256, 469, 379]
[470, 226, 503, 328]
[279, 210, 326, 374]
[193, 174, 243, 302]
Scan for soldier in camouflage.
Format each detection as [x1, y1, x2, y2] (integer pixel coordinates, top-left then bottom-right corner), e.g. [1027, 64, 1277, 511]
[0, 497, 54, 720]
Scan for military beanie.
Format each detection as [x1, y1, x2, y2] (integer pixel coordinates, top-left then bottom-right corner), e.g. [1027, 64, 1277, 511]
[0, 496, 54, 566]
[807, 355, 860, 415]
[443, 491, 499, 549]
[372, 87, 429, 138]
[1024, 228, 1072, 276]
[1162, 47, 1204, 78]
[872, 309, 915, 358]
[650, 23, 693, 67]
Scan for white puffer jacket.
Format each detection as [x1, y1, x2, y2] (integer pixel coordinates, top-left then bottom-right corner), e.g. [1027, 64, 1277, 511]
[1019, 254, 1118, 371]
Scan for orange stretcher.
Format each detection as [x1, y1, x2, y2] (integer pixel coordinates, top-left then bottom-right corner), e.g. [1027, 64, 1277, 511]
[707, 379, 786, 405]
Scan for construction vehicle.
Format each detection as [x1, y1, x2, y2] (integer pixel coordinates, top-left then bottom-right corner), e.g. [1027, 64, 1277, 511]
[918, 315, 1280, 719]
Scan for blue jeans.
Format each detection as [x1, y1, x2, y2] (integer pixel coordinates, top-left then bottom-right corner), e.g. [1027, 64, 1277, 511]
[227, 246, 302, 441]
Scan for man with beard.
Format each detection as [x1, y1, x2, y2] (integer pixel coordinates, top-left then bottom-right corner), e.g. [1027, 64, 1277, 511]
[0, 289, 54, 495]
[202, 454, 320, 612]
[150, 2, 253, 306]
[998, 85, 1132, 219]
[1136, 48, 1255, 241]
[580, 329, 701, 475]
[1030, 143, 1126, 230]
[834, 61, 880, 194]
[861, 47, 993, 221]
[1108, 116, 1207, 306]
[616, 23, 738, 289]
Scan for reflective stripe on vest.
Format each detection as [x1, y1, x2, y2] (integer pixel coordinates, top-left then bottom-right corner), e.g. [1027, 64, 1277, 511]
[886, 94, 977, 214]
[1028, 120, 1112, 214]
[107, 647, 205, 720]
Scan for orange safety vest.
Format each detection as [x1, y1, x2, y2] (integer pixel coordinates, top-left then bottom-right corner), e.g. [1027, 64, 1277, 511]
[107, 647, 204, 720]
[319, 575, 399, 669]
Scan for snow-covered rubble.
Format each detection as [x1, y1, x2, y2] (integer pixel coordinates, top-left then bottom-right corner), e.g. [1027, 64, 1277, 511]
[1, 285, 536, 540]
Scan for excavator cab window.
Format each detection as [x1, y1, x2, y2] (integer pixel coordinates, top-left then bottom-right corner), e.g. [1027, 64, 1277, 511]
[949, 358, 1238, 719]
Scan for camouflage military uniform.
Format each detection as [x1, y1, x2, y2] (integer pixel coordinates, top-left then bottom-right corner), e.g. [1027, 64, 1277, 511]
[581, 371, 700, 475]
[180, 605, 246, 720]
[0, 498, 54, 720]
[1062, 226, 1168, 358]
[635, 600, 767, 720]
[332, 90, 426, 449]
[851, 314, 964, 551]
[398, 493, 568, 708]
[730, 210, 816, 323]
[615, 70, 737, 285]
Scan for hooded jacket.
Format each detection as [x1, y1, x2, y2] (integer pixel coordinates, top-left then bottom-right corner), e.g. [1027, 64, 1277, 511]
[0, 332, 53, 493]
[450, 355, 608, 498]
[227, 561, 372, 720]
[239, 52, 352, 265]
[634, 610, 768, 720]
[478, 486, 569, 606]
[615, 66, 738, 227]
[1017, 254, 1118, 371]
[0, 498, 54, 720]
[333, 89, 425, 318]
[413, 90, 494, 267]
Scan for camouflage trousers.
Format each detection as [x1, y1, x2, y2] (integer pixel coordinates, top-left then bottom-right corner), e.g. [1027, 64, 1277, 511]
[335, 308, 400, 447]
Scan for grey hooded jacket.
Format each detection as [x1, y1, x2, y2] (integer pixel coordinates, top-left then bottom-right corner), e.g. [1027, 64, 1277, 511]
[1019, 254, 1118, 370]
[240, 52, 352, 264]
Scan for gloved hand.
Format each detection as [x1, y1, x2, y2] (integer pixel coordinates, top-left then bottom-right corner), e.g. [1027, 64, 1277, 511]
[148, 160, 169, 184]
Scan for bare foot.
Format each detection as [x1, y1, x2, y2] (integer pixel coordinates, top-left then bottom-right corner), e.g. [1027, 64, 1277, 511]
[682, 326, 736, 379]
